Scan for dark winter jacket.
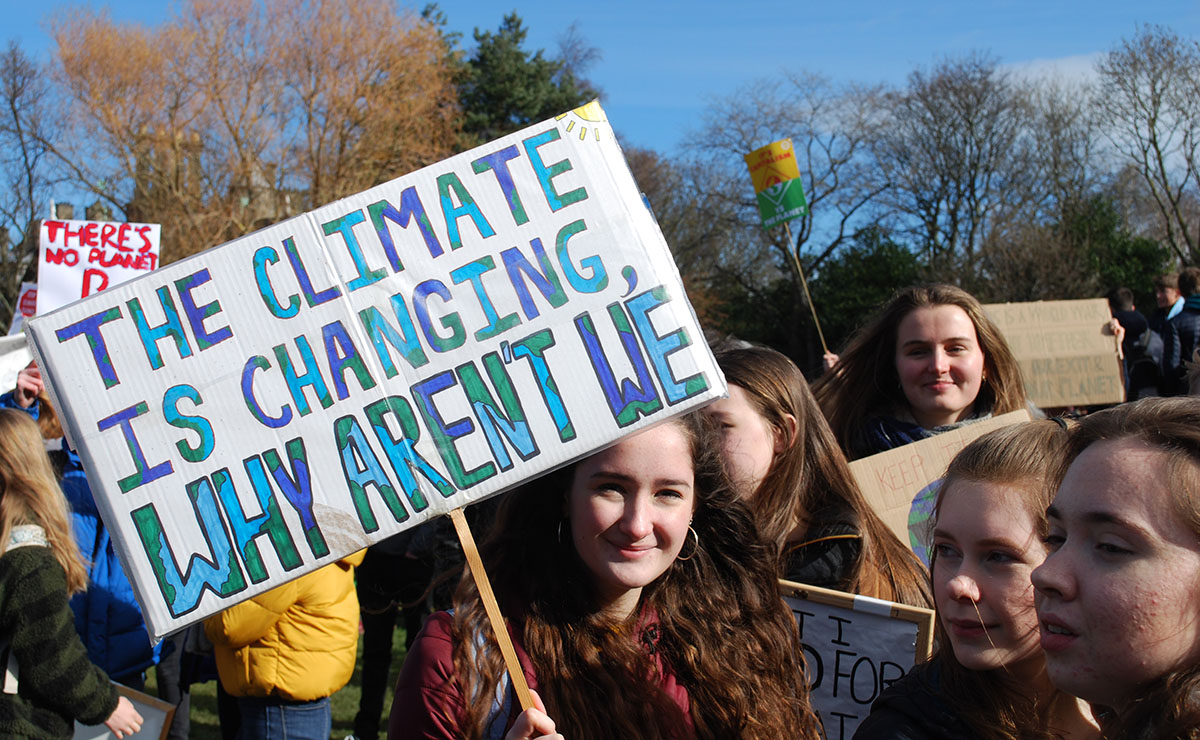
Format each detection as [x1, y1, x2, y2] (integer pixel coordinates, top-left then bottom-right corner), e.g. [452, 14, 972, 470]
[852, 662, 972, 740]
[0, 539, 119, 738]
[783, 517, 861, 592]
[1162, 296, 1200, 395]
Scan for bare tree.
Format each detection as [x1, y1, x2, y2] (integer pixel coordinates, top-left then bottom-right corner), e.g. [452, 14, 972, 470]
[871, 53, 1034, 282]
[49, 0, 460, 264]
[0, 42, 58, 327]
[694, 73, 887, 276]
[1096, 24, 1200, 263]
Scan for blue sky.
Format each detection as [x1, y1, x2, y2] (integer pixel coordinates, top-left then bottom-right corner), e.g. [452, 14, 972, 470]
[5, 0, 1200, 153]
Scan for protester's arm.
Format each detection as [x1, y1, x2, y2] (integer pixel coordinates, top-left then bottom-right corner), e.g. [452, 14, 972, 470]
[7, 549, 119, 727]
[0, 363, 42, 416]
[389, 612, 465, 740]
[822, 353, 839, 372]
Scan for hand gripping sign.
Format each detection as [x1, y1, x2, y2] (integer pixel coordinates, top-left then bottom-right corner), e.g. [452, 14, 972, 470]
[25, 101, 724, 640]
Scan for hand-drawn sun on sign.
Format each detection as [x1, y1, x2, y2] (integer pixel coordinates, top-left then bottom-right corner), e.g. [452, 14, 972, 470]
[555, 100, 607, 142]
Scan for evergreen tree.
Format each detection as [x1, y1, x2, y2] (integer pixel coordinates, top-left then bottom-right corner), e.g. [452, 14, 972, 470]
[459, 12, 597, 145]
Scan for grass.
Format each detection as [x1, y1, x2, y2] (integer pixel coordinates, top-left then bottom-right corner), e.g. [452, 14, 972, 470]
[147, 624, 411, 740]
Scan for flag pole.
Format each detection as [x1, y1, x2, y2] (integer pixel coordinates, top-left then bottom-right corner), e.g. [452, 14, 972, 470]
[783, 222, 829, 355]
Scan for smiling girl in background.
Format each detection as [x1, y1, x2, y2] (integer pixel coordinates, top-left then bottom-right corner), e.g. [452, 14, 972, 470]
[388, 413, 819, 740]
[814, 284, 1031, 460]
[1034, 397, 1200, 738]
[854, 421, 1097, 740]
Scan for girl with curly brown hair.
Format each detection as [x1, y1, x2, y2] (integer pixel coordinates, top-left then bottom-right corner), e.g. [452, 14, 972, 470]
[388, 412, 820, 740]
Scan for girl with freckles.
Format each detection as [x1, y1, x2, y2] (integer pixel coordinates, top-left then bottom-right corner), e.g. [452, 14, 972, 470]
[388, 412, 820, 740]
[854, 421, 1097, 740]
[1033, 397, 1200, 739]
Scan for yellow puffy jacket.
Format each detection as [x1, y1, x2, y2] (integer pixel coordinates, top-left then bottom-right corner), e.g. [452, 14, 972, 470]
[205, 551, 365, 701]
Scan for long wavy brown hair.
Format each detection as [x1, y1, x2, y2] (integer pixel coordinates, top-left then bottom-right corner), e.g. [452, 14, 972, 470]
[930, 419, 1073, 740]
[0, 409, 87, 593]
[715, 345, 931, 609]
[812, 284, 1028, 459]
[450, 411, 820, 740]
[1053, 398, 1200, 739]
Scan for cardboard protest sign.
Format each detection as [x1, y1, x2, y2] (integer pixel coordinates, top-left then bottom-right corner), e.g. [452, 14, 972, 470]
[783, 580, 934, 740]
[984, 298, 1123, 408]
[848, 410, 1032, 562]
[37, 218, 161, 316]
[743, 139, 808, 229]
[73, 683, 175, 740]
[25, 101, 724, 638]
[8, 281, 37, 335]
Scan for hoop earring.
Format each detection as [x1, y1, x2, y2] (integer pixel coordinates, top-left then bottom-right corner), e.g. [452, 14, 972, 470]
[557, 518, 568, 546]
[676, 526, 700, 562]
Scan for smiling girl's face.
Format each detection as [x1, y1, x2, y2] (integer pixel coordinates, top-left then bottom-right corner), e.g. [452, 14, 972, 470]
[1033, 439, 1200, 709]
[894, 305, 986, 429]
[932, 479, 1048, 678]
[567, 423, 697, 619]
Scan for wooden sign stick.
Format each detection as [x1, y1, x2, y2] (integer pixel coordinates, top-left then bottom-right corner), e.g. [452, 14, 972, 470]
[449, 507, 534, 712]
[784, 222, 829, 355]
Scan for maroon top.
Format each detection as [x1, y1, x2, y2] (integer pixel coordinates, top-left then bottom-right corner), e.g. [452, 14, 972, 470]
[387, 610, 692, 739]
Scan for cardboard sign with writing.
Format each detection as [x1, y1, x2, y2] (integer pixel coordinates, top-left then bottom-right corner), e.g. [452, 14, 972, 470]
[983, 298, 1123, 408]
[783, 580, 934, 740]
[37, 218, 162, 316]
[848, 410, 1032, 562]
[25, 101, 724, 638]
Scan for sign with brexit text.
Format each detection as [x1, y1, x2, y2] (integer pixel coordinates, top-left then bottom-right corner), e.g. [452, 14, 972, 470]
[26, 101, 723, 638]
[37, 218, 161, 316]
[744, 138, 808, 229]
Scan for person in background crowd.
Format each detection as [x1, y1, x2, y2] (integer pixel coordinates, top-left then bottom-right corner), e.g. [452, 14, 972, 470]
[388, 413, 820, 740]
[0, 409, 144, 739]
[1163, 266, 1200, 395]
[1034, 397, 1200, 739]
[709, 344, 931, 607]
[1149, 271, 1185, 337]
[0, 363, 161, 689]
[1107, 286, 1162, 400]
[346, 528, 432, 740]
[814, 284, 1031, 460]
[206, 548, 365, 740]
[854, 420, 1098, 740]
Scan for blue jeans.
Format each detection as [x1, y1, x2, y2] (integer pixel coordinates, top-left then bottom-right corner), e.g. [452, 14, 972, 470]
[236, 696, 331, 740]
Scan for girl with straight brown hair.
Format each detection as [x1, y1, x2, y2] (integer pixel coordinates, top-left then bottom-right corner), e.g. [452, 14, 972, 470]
[709, 344, 931, 608]
[814, 284, 1030, 460]
[1034, 397, 1200, 739]
[855, 420, 1097, 740]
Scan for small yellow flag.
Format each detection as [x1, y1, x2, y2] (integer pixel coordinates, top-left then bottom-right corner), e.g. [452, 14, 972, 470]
[743, 139, 807, 229]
